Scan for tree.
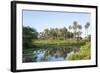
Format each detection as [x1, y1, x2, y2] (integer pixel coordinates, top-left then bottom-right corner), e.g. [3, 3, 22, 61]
[85, 22, 90, 37]
[47, 28, 59, 39]
[77, 25, 82, 40]
[69, 21, 79, 39]
[62, 27, 68, 40]
[38, 32, 45, 39]
[55, 28, 59, 39]
[68, 25, 73, 38]
[69, 21, 82, 41]
[44, 28, 49, 39]
[73, 21, 78, 39]
[67, 31, 74, 38]
[23, 26, 38, 39]
[23, 26, 38, 49]
[69, 26, 72, 30]
[38, 27, 73, 40]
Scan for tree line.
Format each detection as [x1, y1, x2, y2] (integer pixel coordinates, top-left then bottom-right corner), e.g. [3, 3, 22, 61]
[38, 27, 73, 40]
[23, 21, 90, 49]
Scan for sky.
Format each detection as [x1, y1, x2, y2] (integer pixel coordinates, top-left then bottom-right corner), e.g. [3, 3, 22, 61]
[23, 10, 90, 37]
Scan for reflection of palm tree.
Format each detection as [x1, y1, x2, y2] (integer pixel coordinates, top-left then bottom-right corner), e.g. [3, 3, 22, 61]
[85, 22, 90, 37]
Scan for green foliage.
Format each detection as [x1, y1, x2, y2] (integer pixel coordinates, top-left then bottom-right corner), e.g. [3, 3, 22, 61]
[23, 20, 91, 62]
[23, 26, 38, 49]
[39, 27, 74, 40]
[23, 26, 38, 39]
[33, 39, 85, 48]
[67, 42, 91, 60]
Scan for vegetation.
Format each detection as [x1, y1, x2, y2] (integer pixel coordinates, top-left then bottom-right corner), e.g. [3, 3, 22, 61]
[38, 27, 74, 40]
[69, 21, 82, 40]
[23, 26, 38, 49]
[23, 21, 91, 62]
[67, 42, 91, 60]
[85, 22, 90, 37]
[33, 39, 85, 48]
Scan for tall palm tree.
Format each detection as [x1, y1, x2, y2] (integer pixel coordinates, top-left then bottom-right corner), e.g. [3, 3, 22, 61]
[55, 28, 59, 39]
[62, 27, 68, 40]
[44, 28, 49, 39]
[69, 21, 82, 40]
[69, 25, 72, 31]
[69, 25, 72, 39]
[73, 21, 79, 39]
[77, 25, 82, 38]
[85, 22, 90, 37]
[49, 28, 56, 39]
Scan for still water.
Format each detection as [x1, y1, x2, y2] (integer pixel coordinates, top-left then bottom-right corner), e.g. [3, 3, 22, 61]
[23, 47, 80, 63]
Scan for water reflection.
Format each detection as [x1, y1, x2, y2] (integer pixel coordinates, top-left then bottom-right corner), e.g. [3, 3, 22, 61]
[23, 47, 80, 63]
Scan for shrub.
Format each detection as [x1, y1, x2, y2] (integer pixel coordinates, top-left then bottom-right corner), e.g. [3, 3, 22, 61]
[67, 42, 91, 60]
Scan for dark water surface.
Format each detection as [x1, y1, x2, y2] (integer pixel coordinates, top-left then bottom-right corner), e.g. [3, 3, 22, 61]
[23, 47, 80, 63]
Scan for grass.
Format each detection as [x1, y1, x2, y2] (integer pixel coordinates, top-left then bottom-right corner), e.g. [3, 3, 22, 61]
[67, 42, 91, 60]
[32, 39, 85, 48]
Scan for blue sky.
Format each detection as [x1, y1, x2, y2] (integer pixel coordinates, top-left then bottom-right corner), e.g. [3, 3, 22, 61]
[23, 10, 90, 37]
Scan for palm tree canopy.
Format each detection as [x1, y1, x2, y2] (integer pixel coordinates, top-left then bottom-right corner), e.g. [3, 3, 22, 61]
[78, 25, 82, 30]
[73, 21, 78, 30]
[85, 22, 90, 29]
[69, 25, 72, 30]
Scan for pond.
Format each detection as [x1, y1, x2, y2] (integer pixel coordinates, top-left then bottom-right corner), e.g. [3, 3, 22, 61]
[23, 46, 80, 63]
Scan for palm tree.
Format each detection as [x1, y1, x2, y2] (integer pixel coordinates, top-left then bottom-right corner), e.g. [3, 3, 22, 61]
[85, 22, 90, 37]
[77, 25, 82, 39]
[68, 21, 78, 39]
[69, 26, 72, 30]
[69, 25, 72, 39]
[78, 25, 82, 30]
[69, 21, 82, 40]
[49, 28, 56, 39]
[62, 27, 68, 40]
[44, 28, 49, 39]
[55, 28, 59, 39]
[72, 21, 79, 39]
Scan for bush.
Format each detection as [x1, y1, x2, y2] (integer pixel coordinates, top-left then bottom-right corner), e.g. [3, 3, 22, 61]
[67, 42, 91, 60]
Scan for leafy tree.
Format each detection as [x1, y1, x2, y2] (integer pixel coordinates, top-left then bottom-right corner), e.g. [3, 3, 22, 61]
[50, 28, 57, 39]
[23, 26, 38, 49]
[67, 31, 74, 38]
